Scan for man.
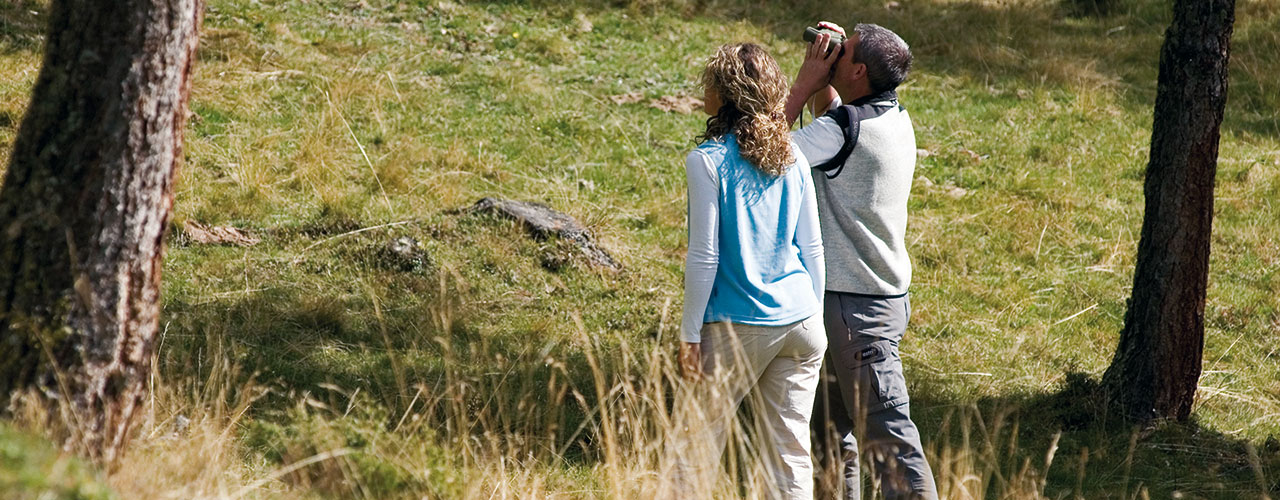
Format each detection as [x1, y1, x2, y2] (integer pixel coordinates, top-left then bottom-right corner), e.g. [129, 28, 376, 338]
[784, 22, 939, 500]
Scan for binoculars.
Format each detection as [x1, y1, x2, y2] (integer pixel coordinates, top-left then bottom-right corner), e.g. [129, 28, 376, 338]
[803, 25, 846, 56]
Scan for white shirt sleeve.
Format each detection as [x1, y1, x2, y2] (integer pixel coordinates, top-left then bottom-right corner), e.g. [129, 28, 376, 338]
[792, 96, 846, 168]
[792, 148, 825, 303]
[681, 150, 720, 344]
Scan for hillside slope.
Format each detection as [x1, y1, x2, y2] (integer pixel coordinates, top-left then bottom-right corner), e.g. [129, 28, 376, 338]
[1, 0, 1278, 498]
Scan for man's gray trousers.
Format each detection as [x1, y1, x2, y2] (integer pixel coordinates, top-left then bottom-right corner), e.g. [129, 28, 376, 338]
[812, 292, 939, 500]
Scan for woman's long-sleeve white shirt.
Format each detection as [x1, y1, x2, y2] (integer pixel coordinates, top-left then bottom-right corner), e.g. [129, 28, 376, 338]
[681, 146, 825, 343]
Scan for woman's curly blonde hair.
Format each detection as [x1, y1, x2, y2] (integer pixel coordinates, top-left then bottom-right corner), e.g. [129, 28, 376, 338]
[698, 43, 795, 176]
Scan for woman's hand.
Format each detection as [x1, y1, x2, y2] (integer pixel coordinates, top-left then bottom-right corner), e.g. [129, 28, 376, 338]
[679, 342, 702, 381]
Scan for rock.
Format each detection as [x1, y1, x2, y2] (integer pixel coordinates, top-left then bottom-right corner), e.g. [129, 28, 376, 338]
[377, 236, 429, 272]
[162, 414, 191, 441]
[649, 95, 704, 114]
[574, 13, 594, 33]
[539, 240, 575, 272]
[942, 182, 969, 199]
[180, 221, 260, 246]
[469, 197, 622, 272]
[959, 148, 984, 162]
[174, 414, 190, 435]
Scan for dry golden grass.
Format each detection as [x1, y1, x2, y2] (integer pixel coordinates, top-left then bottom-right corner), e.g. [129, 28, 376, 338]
[57, 319, 1083, 500]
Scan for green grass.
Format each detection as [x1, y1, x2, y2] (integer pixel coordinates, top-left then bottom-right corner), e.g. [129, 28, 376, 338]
[0, 424, 115, 500]
[2, 0, 1280, 497]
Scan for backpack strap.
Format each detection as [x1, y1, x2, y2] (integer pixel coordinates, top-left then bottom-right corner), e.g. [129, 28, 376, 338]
[810, 105, 858, 179]
[809, 92, 904, 179]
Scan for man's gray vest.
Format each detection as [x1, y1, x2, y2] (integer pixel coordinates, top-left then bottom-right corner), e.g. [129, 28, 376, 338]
[806, 91, 916, 296]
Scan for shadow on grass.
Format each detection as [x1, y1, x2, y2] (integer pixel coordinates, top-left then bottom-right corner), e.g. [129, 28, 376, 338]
[166, 278, 1280, 497]
[908, 372, 1280, 499]
[156, 260, 1279, 496]
[158, 276, 607, 453]
[0, 0, 44, 54]
[164, 285, 524, 402]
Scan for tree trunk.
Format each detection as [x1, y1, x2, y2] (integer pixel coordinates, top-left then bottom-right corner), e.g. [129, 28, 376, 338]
[1102, 0, 1234, 421]
[0, 0, 201, 464]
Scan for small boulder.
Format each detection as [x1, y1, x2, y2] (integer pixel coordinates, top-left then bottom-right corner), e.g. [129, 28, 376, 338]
[180, 221, 260, 246]
[376, 236, 429, 272]
[649, 95, 704, 114]
[469, 197, 622, 272]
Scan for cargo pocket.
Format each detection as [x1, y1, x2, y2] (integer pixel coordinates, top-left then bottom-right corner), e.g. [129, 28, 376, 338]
[837, 339, 909, 415]
[867, 346, 908, 413]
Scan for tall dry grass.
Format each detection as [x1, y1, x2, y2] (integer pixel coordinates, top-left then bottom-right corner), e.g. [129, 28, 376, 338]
[23, 306, 1088, 500]
[15, 266, 1263, 499]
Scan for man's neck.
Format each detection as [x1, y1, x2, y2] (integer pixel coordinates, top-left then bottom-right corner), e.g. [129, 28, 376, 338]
[836, 84, 871, 104]
[838, 84, 901, 106]
[839, 77, 870, 101]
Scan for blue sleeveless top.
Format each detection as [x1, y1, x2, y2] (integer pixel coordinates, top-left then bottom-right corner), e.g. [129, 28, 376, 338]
[697, 135, 820, 326]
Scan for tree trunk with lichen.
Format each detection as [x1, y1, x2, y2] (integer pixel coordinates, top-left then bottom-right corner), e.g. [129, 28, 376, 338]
[1102, 0, 1234, 421]
[0, 0, 201, 465]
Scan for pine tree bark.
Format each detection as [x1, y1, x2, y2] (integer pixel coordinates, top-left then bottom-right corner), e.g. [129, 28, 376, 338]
[1102, 0, 1234, 421]
[0, 0, 201, 464]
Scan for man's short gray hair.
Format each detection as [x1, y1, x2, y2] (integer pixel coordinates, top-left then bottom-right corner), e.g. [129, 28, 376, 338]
[852, 24, 912, 92]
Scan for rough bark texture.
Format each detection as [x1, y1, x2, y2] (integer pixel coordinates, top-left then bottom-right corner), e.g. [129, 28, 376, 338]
[0, 0, 201, 464]
[1102, 0, 1234, 421]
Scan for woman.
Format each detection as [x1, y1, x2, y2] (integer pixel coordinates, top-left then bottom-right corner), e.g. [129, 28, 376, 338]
[675, 42, 825, 499]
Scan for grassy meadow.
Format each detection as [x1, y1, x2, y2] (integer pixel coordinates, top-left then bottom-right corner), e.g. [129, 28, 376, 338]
[2, 0, 1279, 498]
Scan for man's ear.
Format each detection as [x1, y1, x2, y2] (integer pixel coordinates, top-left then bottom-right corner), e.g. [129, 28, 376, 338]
[850, 62, 867, 81]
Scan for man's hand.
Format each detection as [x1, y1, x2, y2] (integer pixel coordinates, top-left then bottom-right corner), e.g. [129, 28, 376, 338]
[798, 32, 840, 91]
[679, 342, 702, 381]
[785, 32, 841, 125]
[816, 21, 846, 37]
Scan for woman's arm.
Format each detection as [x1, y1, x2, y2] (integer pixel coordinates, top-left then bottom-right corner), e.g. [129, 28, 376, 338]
[794, 150, 825, 304]
[681, 150, 720, 346]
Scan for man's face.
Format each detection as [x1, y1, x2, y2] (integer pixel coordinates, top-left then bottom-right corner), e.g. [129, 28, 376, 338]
[831, 34, 865, 91]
